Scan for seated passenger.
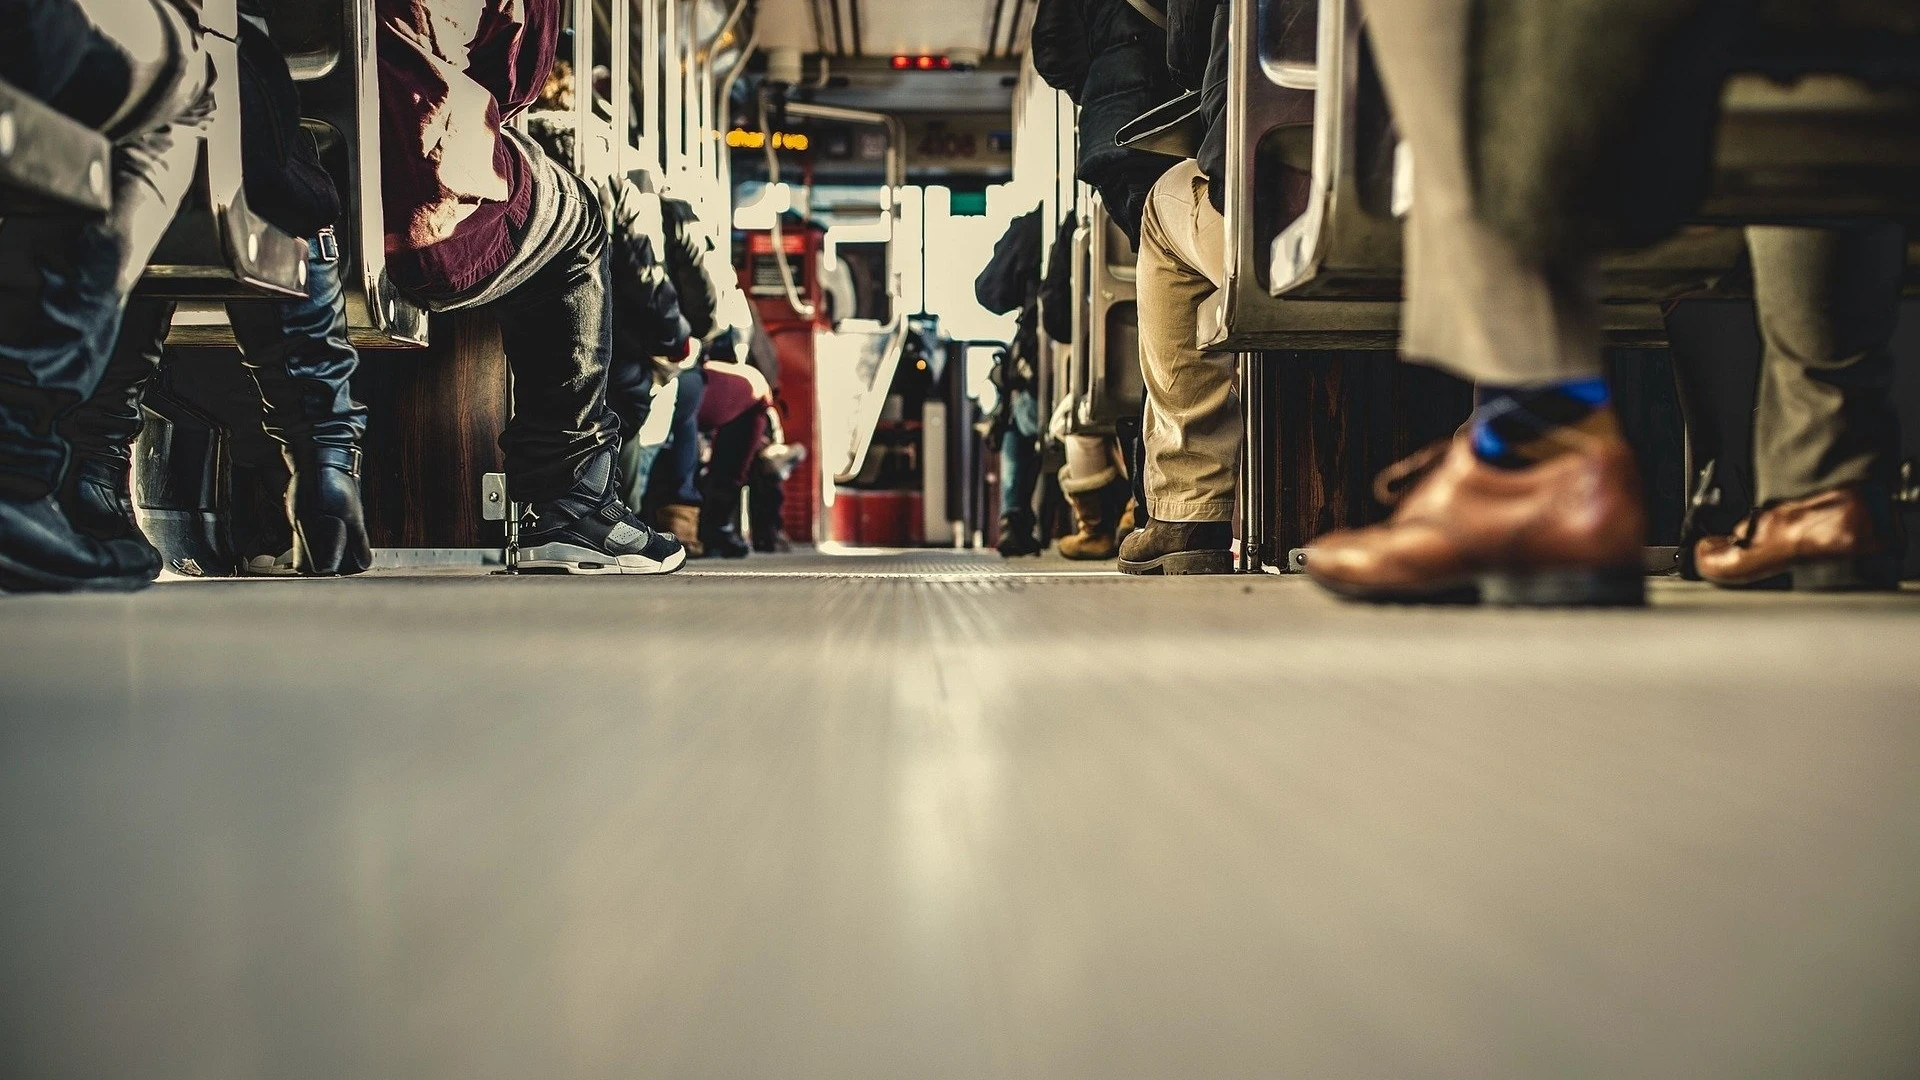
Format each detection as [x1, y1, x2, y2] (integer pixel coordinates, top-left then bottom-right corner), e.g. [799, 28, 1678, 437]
[974, 208, 1049, 557]
[1110, 0, 1251, 574]
[1692, 224, 1907, 591]
[640, 197, 758, 556]
[1033, 0, 1186, 559]
[376, 0, 682, 574]
[61, 6, 372, 577]
[1304, 0, 1910, 605]
[0, 0, 208, 592]
[695, 360, 773, 559]
[1302, 0, 1656, 605]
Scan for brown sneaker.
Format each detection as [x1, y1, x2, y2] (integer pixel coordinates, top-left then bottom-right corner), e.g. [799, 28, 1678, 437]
[656, 504, 705, 559]
[1694, 485, 1902, 591]
[1117, 518, 1234, 575]
[1306, 422, 1647, 606]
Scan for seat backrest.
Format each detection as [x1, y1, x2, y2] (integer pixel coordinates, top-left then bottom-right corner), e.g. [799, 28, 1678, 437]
[1060, 193, 1145, 432]
[0, 78, 113, 214]
[165, 0, 429, 348]
[136, 0, 310, 305]
[1202, 0, 1399, 350]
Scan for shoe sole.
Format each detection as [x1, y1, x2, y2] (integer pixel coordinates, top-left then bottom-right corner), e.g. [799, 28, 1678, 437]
[1702, 555, 1902, 593]
[1118, 549, 1234, 576]
[518, 542, 688, 576]
[1790, 555, 1902, 592]
[1313, 567, 1645, 607]
[0, 554, 154, 594]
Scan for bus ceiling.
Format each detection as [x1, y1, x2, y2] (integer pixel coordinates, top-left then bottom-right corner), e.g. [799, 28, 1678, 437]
[751, 0, 1032, 62]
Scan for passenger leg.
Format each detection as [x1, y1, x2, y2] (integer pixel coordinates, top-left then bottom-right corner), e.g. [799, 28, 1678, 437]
[1058, 434, 1128, 561]
[649, 365, 706, 556]
[1694, 224, 1906, 591]
[700, 405, 765, 560]
[996, 388, 1042, 557]
[227, 246, 373, 576]
[1304, 0, 1645, 606]
[57, 299, 174, 547]
[0, 7, 207, 591]
[1117, 159, 1234, 576]
[484, 169, 682, 575]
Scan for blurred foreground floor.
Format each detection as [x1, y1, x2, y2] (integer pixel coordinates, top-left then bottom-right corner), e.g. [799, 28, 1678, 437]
[3, 550, 1919, 1078]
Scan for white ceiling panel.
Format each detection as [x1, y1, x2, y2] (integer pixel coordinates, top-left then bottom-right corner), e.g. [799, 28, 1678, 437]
[752, 0, 1030, 58]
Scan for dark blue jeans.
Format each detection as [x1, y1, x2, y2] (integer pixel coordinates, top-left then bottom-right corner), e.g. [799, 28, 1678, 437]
[0, 86, 207, 500]
[646, 365, 706, 508]
[64, 247, 367, 464]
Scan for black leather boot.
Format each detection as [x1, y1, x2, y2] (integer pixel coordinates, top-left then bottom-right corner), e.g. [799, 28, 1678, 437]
[284, 445, 371, 576]
[228, 249, 372, 576]
[0, 495, 161, 593]
[57, 299, 175, 552]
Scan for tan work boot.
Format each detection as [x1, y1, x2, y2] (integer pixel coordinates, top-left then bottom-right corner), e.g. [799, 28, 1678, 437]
[1057, 467, 1127, 560]
[1306, 416, 1646, 606]
[656, 504, 705, 559]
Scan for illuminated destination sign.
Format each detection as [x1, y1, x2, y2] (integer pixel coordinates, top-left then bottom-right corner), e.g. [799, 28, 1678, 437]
[725, 128, 810, 151]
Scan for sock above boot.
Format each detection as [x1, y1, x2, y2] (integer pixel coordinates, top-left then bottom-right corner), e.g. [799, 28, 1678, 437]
[1470, 376, 1613, 469]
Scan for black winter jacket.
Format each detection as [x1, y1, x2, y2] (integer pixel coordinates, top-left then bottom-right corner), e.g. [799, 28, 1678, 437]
[974, 209, 1043, 317]
[1039, 212, 1077, 344]
[661, 197, 721, 340]
[1031, 0, 1181, 242]
[605, 182, 690, 436]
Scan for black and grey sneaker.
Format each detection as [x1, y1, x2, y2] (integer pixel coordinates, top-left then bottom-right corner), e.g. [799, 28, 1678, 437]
[518, 451, 687, 575]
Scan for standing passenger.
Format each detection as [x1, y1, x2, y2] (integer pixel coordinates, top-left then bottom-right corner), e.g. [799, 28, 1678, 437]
[376, 0, 683, 574]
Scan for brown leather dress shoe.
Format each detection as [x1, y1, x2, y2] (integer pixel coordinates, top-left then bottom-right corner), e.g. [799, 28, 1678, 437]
[1305, 427, 1647, 606]
[1693, 485, 1902, 591]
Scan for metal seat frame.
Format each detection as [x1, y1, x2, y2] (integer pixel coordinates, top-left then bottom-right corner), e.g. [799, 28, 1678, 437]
[136, 0, 309, 308]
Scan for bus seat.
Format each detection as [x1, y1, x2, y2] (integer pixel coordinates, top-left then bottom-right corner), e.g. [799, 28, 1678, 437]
[1062, 194, 1145, 434]
[0, 78, 112, 214]
[1202, 0, 1399, 351]
[135, 0, 308, 306]
[164, 0, 428, 348]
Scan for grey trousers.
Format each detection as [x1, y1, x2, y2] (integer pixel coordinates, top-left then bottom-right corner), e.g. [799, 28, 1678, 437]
[1359, 0, 1604, 385]
[1746, 224, 1906, 504]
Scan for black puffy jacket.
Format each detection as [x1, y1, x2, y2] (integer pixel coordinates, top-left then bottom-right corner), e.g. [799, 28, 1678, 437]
[1031, 0, 1181, 242]
[605, 182, 690, 436]
[974, 208, 1043, 317]
[661, 197, 721, 340]
[1039, 212, 1078, 344]
[1171, 0, 1232, 212]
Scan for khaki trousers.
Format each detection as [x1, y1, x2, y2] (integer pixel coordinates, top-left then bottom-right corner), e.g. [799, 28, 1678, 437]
[1137, 159, 1236, 522]
[1747, 224, 1906, 503]
[1359, 0, 1604, 385]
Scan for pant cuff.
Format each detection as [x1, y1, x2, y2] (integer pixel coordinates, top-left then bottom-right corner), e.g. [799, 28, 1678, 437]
[1146, 497, 1233, 522]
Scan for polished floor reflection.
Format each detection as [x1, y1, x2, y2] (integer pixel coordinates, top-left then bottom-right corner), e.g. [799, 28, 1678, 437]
[3, 552, 1919, 1078]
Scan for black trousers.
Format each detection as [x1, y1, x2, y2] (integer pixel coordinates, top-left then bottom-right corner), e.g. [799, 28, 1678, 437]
[398, 146, 618, 505]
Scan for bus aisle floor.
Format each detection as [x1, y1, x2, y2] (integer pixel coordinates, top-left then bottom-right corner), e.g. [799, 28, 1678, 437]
[2, 552, 1919, 1077]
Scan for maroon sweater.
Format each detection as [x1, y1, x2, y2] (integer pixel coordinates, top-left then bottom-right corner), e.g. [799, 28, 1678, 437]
[376, 0, 558, 295]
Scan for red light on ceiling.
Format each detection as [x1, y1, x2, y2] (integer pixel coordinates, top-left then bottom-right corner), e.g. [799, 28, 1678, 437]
[916, 55, 934, 69]
[891, 55, 910, 69]
[893, 54, 953, 71]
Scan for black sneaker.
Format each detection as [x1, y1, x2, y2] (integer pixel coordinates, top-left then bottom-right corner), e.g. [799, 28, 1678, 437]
[518, 451, 687, 575]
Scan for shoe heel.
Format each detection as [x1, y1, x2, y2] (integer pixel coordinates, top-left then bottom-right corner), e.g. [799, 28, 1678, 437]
[1478, 566, 1645, 607]
[1158, 549, 1234, 576]
[1790, 556, 1900, 592]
